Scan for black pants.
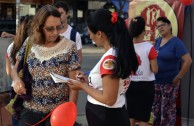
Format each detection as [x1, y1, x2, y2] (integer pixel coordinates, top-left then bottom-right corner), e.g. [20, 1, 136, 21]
[18, 108, 51, 126]
[86, 101, 130, 126]
[126, 81, 155, 122]
[18, 108, 80, 126]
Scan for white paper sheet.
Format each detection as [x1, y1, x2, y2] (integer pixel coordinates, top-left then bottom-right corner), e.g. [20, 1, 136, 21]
[50, 73, 74, 83]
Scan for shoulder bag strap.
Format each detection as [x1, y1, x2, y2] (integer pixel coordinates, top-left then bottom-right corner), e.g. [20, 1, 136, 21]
[23, 39, 32, 68]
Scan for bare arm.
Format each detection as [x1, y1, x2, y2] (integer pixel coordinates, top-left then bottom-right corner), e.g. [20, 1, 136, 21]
[68, 70, 79, 104]
[1, 32, 15, 39]
[173, 53, 192, 85]
[6, 56, 12, 77]
[77, 49, 82, 64]
[68, 74, 119, 106]
[11, 60, 26, 94]
[150, 58, 158, 74]
[178, 53, 192, 77]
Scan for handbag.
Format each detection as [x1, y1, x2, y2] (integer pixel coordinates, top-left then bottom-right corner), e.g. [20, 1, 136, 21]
[5, 40, 32, 118]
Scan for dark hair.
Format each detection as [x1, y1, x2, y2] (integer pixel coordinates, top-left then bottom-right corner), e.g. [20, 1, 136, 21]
[128, 16, 145, 38]
[53, 1, 70, 13]
[11, 15, 33, 64]
[157, 17, 171, 24]
[156, 16, 172, 33]
[87, 9, 138, 79]
[29, 5, 61, 45]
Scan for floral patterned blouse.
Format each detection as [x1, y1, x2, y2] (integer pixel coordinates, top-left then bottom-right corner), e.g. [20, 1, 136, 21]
[17, 38, 80, 113]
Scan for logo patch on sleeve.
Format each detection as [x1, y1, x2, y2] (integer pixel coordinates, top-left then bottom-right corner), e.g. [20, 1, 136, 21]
[103, 59, 115, 70]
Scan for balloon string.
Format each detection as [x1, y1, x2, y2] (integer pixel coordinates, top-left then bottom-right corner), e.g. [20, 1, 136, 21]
[24, 97, 66, 126]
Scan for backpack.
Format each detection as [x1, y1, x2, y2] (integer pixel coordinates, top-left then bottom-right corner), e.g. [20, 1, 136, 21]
[70, 29, 77, 42]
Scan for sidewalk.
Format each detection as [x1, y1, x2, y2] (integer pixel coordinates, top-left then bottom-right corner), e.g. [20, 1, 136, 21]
[76, 114, 88, 126]
[76, 90, 88, 126]
[82, 43, 104, 54]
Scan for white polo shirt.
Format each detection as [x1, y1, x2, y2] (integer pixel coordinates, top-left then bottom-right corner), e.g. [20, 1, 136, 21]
[87, 48, 130, 108]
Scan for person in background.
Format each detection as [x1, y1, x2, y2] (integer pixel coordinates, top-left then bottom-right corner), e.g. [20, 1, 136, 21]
[54, 1, 82, 64]
[126, 16, 158, 126]
[5, 15, 33, 126]
[67, 9, 139, 126]
[153, 17, 192, 126]
[1, 15, 32, 39]
[1, 31, 15, 38]
[11, 5, 80, 126]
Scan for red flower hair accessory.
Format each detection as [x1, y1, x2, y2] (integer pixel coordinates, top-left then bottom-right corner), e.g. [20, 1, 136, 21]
[111, 12, 118, 24]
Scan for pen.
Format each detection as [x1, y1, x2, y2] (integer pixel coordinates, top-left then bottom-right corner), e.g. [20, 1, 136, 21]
[84, 71, 90, 75]
[76, 71, 90, 81]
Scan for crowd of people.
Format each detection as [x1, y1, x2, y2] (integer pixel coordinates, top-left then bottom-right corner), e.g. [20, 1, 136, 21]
[1, 1, 192, 126]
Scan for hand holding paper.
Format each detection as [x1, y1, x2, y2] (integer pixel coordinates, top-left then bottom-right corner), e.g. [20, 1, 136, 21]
[50, 72, 87, 90]
[50, 73, 75, 83]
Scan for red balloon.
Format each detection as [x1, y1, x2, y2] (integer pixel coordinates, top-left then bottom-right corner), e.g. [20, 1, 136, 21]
[50, 102, 77, 126]
[180, 0, 193, 5]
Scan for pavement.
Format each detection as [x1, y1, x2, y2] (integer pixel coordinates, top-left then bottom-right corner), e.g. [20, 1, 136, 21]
[76, 115, 88, 126]
[76, 44, 104, 126]
[76, 90, 88, 126]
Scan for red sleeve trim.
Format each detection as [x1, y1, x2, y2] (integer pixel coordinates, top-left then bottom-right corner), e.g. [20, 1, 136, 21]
[149, 46, 158, 60]
[100, 55, 116, 76]
[6, 53, 9, 59]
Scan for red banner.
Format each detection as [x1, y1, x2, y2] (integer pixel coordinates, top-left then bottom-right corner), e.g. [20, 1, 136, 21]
[128, 0, 185, 42]
[165, 0, 185, 39]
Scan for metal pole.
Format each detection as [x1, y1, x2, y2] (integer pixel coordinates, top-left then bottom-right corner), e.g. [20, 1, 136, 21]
[16, 0, 20, 29]
[187, 5, 193, 126]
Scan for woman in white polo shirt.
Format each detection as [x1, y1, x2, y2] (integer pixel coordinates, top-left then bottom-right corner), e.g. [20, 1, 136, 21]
[67, 9, 139, 126]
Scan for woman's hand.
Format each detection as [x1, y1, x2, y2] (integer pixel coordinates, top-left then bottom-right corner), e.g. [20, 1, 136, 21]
[13, 78, 26, 95]
[172, 76, 180, 87]
[1, 31, 15, 38]
[67, 79, 86, 90]
[75, 71, 88, 83]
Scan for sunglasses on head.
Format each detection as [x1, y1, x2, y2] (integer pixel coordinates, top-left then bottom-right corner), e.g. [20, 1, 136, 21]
[43, 25, 64, 32]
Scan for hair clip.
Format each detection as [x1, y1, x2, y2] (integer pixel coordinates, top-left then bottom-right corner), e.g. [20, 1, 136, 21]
[111, 12, 118, 24]
[132, 18, 138, 22]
